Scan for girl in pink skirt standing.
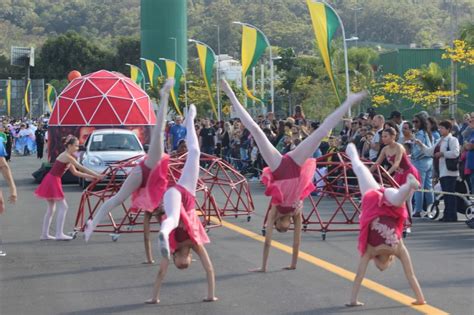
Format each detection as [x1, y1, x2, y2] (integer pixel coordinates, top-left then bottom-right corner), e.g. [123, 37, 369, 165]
[35, 136, 103, 240]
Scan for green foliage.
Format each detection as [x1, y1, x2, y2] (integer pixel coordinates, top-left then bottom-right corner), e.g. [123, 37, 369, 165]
[33, 31, 113, 81]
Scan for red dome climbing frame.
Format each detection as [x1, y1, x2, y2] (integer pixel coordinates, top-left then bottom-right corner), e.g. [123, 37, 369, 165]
[73, 152, 254, 240]
[262, 152, 411, 240]
[49, 70, 155, 126]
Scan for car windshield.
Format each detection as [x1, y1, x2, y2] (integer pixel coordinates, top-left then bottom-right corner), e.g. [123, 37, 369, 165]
[88, 133, 142, 152]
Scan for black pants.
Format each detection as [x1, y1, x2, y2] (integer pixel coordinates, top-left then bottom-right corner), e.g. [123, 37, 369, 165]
[37, 142, 44, 159]
[440, 176, 458, 221]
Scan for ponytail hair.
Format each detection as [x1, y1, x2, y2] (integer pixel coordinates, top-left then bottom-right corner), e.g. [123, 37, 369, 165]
[62, 134, 78, 148]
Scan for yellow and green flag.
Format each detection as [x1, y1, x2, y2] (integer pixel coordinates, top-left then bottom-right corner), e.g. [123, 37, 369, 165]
[5, 79, 11, 116]
[128, 64, 145, 88]
[195, 42, 218, 118]
[141, 58, 162, 88]
[241, 24, 269, 103]
[307, 0, 341, 103]
[24, 79, 31, 113]
[46, 84, 57, 112]
[161, 59, 183, 116]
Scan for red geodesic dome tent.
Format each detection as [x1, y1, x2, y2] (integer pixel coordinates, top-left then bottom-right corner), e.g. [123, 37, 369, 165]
[47, 70, 156, 161]
[49, 69, 155, 126]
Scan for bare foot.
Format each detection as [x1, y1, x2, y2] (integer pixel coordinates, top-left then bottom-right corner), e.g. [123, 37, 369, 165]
[40, 235, 56, 240]
[145, 299, 160, 304]
[346, 301, 364, 307]
[203, 297, 218, 302]
[249, 267, 266, 273]
[412, 300, 426, 305]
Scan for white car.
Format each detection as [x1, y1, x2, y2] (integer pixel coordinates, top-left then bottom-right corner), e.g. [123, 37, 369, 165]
[79, 129, 146, 188]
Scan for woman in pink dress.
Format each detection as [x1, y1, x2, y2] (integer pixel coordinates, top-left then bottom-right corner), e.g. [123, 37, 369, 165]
[84, 78, 174, 264]
[35, 136, 103, 240]
[345, 143, 425, 307]
[221, 79, 367, 272]
[370, 127, 419, 215]
[146, 105, 217, 304]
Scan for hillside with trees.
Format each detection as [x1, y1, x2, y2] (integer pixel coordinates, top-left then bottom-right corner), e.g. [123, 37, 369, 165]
[1, 0, 472, 57]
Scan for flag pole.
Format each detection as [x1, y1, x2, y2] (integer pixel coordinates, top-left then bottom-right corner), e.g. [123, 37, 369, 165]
[188, 39, 220, 120]
[159, 58, 187, 115]
[233, 21, 274, 113]
[322, 0, 351, 116]
[140, 58, 164, 88]
[125, 63, 146, 90]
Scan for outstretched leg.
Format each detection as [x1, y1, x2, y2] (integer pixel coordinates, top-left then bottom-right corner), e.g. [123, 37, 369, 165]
[159, 105, 198, 259]
[221, 80, 282, 171]
[144, 78, 173, 169]
[84, 170, 143, 241]
[346, 143, 379, 195]
[288, 92, 367, 166]
[176, 105, 199, 194]
[384, 174, 420, 207]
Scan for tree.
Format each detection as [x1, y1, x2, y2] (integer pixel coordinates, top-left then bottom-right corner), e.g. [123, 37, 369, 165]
[34, 31, 112, 81]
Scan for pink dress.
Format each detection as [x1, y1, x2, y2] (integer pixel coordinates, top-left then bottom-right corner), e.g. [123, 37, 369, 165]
[34, 160, 69, 200]
[168, 184, 210, 253]
[261, 155, 316, 214]
[130, 154, 169, 213]
[358, 188, 408, 256]
[387, 152, 420, 185]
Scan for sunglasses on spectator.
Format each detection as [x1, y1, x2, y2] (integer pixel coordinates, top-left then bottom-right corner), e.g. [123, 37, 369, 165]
[412, 120, 419, 123]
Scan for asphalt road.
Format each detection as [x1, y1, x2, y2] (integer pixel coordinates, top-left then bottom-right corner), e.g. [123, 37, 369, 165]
[0, 155, 472, 315]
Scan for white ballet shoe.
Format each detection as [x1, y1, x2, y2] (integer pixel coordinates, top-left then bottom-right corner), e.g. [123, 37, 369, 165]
[347, 91, 368, 104]
[407, 174, 420, 190]
[158, 232, 170, 259]
[345, 143, 359, 160]
[40, 235, 56, 241]
[55, 234, 73, 241]
[83, 219, 93, 242]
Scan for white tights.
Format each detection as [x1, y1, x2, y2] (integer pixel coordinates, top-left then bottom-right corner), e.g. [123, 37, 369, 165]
[228, 90, 366, 171]
[346, 144, 415, 207]
[87, 81, 170, 234]
[41, 199, 70, 239]
[160, 105, 199, 236]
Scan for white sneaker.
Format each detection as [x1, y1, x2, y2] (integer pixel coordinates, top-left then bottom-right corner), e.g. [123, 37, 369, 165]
[159, 232, 170, 259]
[249, 177, 259, 182]
[0, 250, 6, 257]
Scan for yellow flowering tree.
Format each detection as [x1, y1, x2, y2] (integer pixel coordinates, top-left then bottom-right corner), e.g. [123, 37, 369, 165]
[370, 64, 457, 108]
[442, 39, 474, 67]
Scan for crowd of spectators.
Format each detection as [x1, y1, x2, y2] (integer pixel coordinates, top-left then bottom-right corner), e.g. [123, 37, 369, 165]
[164, 106, 474, 223]
[2, 106, 473, 224]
